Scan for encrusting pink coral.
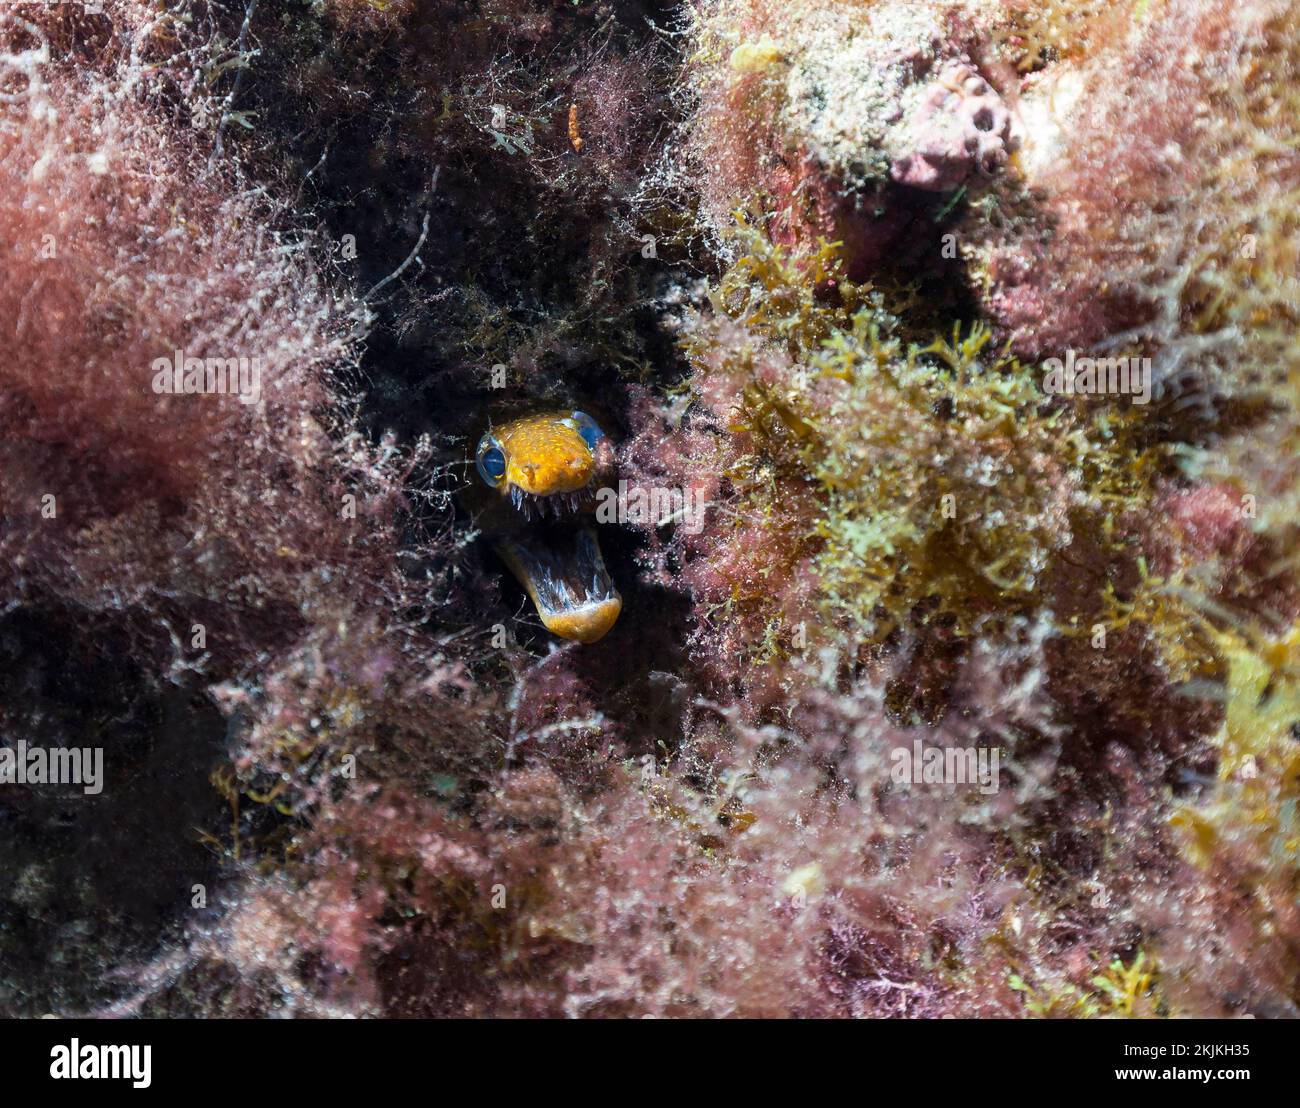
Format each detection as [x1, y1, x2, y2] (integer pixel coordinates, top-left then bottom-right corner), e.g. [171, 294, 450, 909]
[888, 60, 1015, 191]
[685, 0, 1019, 276]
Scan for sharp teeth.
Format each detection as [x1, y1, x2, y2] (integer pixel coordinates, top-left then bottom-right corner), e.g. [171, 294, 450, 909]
[507, 481, 591, 519]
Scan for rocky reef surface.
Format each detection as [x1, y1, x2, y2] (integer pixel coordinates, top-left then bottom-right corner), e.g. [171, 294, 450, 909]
[1, 0, 1297, 1017]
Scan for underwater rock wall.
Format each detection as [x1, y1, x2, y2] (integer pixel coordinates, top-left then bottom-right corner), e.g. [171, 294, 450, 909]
[2, 0, 1298, 1018]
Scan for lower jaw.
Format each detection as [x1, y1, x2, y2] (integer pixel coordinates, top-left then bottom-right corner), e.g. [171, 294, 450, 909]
[531, 595, 622, 644]
[496, 525, 621, 644]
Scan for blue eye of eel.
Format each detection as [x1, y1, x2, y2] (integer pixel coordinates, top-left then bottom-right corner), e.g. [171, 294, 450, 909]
[477, 442, 506, 485]
[570, 410, 604, 451]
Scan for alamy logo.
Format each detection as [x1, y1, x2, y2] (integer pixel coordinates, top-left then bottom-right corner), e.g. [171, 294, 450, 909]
[50, 1039, 150, 1088]
[151, 347, 262, 405]
[594, 480, 706, 535]
[890, 740, 1001, 795]
[1041, 350, 1152, 405]
[0, 741, 103, 795]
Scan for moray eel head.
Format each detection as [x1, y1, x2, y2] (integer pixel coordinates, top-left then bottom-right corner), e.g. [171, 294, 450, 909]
[476, 410, 621, 643]
[478, 410, 610, 517]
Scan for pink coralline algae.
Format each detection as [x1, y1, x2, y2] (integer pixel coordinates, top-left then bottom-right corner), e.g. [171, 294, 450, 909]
[888, 61, 1016, 191]
[685, 1, 1026, 279]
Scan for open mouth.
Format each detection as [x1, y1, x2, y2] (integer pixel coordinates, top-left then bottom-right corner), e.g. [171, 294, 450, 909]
[497, 524, 621, 644]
